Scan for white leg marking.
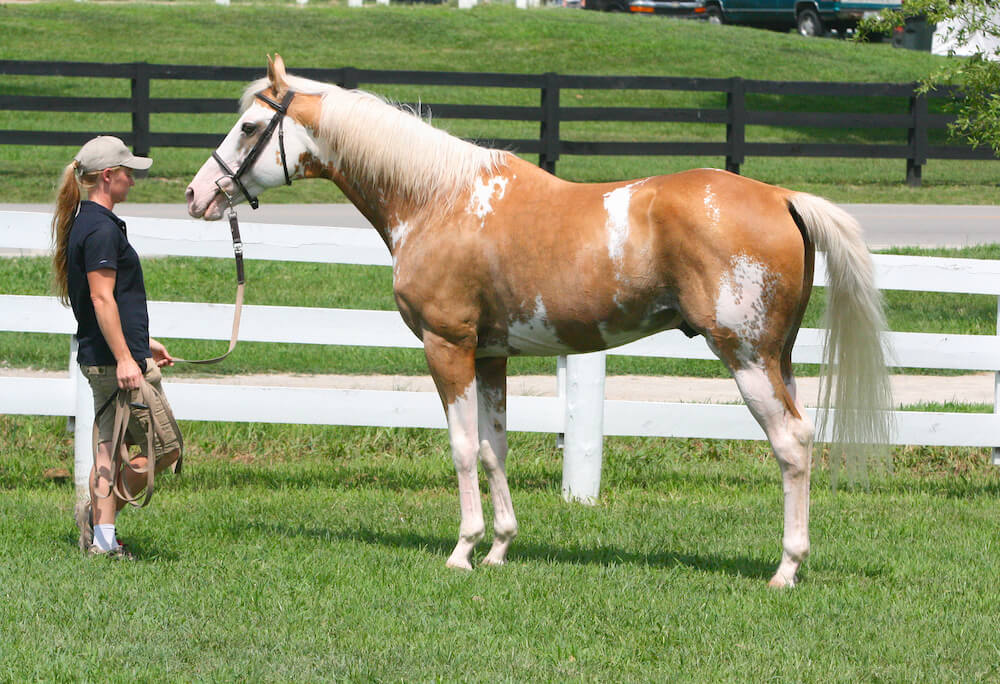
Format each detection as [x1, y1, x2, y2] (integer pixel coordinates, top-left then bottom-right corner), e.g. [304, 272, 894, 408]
[732, 367, 814, 588]
[445, 381, 485, 571]
[478, 382, 517, 566]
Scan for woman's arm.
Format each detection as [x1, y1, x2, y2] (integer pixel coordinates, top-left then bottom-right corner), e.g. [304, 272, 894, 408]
[87, 267, 142, 390]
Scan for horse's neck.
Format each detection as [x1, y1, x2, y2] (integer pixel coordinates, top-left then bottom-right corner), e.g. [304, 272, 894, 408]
[324, 165, 389, 232]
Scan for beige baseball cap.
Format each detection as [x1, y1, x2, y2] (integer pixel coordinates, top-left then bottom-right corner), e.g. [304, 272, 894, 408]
[74, 136, 152, 176]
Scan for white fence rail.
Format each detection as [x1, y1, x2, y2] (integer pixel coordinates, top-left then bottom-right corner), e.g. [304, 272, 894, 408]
[2, 210, 998, 501]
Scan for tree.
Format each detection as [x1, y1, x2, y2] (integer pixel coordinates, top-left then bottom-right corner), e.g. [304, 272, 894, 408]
[859, 0, 1000, 155]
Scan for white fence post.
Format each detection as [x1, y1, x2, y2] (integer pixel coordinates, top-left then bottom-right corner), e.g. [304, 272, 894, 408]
[561, 351, 606, 504]
[555, 355, 567, 449]
[70, 337, 94, 504]
[994, 296, 1000, 466]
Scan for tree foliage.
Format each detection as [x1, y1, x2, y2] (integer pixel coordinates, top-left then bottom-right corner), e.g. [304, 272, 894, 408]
[859, 0, 1000, 154]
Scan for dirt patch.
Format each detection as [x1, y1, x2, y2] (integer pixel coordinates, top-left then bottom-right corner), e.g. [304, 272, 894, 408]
[4, 368, 994, 407]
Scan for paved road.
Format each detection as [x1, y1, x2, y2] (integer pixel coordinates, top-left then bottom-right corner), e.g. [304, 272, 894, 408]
[3, 201, 998, 248]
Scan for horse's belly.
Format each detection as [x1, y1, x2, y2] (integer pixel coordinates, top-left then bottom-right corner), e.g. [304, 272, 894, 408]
[477, 310, 679, 358]
[477, 316, 577, 357]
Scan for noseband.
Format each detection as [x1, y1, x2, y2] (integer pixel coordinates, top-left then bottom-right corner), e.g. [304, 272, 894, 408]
[212, 90, 295, 210]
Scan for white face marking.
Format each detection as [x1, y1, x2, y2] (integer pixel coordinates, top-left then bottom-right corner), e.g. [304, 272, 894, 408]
[187, 101, 318, 220]
[467, 175, 509, 226]
[703, 184, 721, 227]
[715, 254, 774, 360]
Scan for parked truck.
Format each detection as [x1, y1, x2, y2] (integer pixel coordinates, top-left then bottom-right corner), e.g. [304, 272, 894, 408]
[703, 0, 902, 37]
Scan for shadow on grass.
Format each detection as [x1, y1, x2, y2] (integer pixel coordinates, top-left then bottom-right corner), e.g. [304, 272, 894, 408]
[235, 520, 889, 583]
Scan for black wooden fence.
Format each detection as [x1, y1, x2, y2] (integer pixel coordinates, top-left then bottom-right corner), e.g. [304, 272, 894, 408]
[1, 59, 996, 186]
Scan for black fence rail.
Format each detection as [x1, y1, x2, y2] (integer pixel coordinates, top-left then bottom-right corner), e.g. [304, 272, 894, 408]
[1, 60, 996, 186]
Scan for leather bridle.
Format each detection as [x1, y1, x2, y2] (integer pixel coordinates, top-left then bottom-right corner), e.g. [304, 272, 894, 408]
[167, 90, 296, 368]
[212, 90, 295, 210]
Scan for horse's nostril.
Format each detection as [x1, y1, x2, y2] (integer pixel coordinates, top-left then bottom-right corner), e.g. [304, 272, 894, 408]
[185, 187, 194, 204]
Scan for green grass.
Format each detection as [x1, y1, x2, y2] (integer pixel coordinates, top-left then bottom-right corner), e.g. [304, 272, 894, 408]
[2, 414, 999, 681]
[1, 2, 999, 205]
[2, 244, 997, 376]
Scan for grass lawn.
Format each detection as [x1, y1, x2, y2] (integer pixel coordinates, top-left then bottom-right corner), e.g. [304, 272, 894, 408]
[2, 415, 999, 681]
[1, 3, 999, 204]
[2, 4, 999, 681]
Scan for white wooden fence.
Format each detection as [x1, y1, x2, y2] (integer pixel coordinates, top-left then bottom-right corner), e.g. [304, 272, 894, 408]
[2, 210, 998, 503]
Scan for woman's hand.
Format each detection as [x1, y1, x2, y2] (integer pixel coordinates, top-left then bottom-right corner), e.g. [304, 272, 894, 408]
[117, 357, 143, 391]
[150, 337, 175, 368]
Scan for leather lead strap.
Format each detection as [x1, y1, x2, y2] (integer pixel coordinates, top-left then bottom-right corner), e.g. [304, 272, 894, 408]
[171, 210, 245, 365]
[91, 377, 184, 510]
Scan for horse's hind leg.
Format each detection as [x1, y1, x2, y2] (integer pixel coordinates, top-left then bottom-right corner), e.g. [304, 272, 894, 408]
[729, 358, 815, 588]
[423, 332, 485, 570]
[476, 357, 518, 566]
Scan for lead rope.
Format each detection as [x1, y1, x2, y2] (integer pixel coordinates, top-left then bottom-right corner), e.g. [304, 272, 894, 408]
[171, 207, 246, 365]
[89, 205, 245, 511]
[91, 379, 182, 509]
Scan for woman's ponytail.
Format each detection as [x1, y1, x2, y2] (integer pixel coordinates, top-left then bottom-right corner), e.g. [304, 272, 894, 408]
[51, 161, 98, 306]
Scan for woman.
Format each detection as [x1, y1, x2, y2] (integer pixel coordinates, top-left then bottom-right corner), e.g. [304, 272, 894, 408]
[51, 136, 182, 559]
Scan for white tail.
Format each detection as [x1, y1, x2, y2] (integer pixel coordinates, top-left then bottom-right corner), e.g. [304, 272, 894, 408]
[788, 193, 893, 482]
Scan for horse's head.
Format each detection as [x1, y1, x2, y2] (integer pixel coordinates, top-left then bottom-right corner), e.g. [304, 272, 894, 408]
[187, 54, 317, 220]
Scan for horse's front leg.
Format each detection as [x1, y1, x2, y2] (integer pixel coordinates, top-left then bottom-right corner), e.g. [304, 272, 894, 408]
[476, 357, 518, 566]
[423, 331, 484, 570]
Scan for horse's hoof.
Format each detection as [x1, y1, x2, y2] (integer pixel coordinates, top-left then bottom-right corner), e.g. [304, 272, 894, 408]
[767, 573, 797, 589]
[446, 556, 474, 571]
[481, 555, 506, 567]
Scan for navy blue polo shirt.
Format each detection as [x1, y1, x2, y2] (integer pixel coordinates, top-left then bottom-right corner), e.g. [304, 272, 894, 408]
[66, 201, 151, 367]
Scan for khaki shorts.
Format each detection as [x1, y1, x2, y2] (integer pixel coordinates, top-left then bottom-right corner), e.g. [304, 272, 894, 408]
[83, 358, 182, 459]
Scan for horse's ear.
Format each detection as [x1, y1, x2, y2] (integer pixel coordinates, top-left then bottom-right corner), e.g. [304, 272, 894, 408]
[267, 54, 289, 96]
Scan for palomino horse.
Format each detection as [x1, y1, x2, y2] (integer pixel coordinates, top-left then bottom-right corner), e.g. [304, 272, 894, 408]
[187, 56, 892, 587]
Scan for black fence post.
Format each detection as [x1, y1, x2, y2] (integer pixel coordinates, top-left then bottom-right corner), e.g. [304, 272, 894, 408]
[339, 66, 358, 90]
[907, 85, 928, 187]
[130, 62, 151, 157]
[725, 77, 746, 175]
[539, 72, 560, 175]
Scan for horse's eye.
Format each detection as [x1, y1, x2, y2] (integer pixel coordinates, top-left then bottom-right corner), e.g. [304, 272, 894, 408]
[241, 122, 257, 136]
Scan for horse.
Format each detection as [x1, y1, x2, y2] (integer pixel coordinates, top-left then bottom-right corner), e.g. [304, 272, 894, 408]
[186, 55, 892, 587]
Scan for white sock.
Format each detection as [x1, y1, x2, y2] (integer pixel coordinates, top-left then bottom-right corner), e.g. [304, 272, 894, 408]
[94, 524, 118, 551]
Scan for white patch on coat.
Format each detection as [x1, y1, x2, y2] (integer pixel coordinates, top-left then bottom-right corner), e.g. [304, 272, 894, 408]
[505, 295, 570, 355]
[389, 221, 413, 282]
[389, 221, 412, 252]
[467, 175, 509, 226]
[703, 185, 721, 227]
[603, 184, 636, 267]
[715, 254, 773, 360]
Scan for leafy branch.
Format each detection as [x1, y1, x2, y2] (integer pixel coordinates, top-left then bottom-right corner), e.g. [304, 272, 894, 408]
[858, 0, 1000, 155]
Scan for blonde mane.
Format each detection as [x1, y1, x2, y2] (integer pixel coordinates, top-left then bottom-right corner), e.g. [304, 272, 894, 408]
[241, 75, 507, 206]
